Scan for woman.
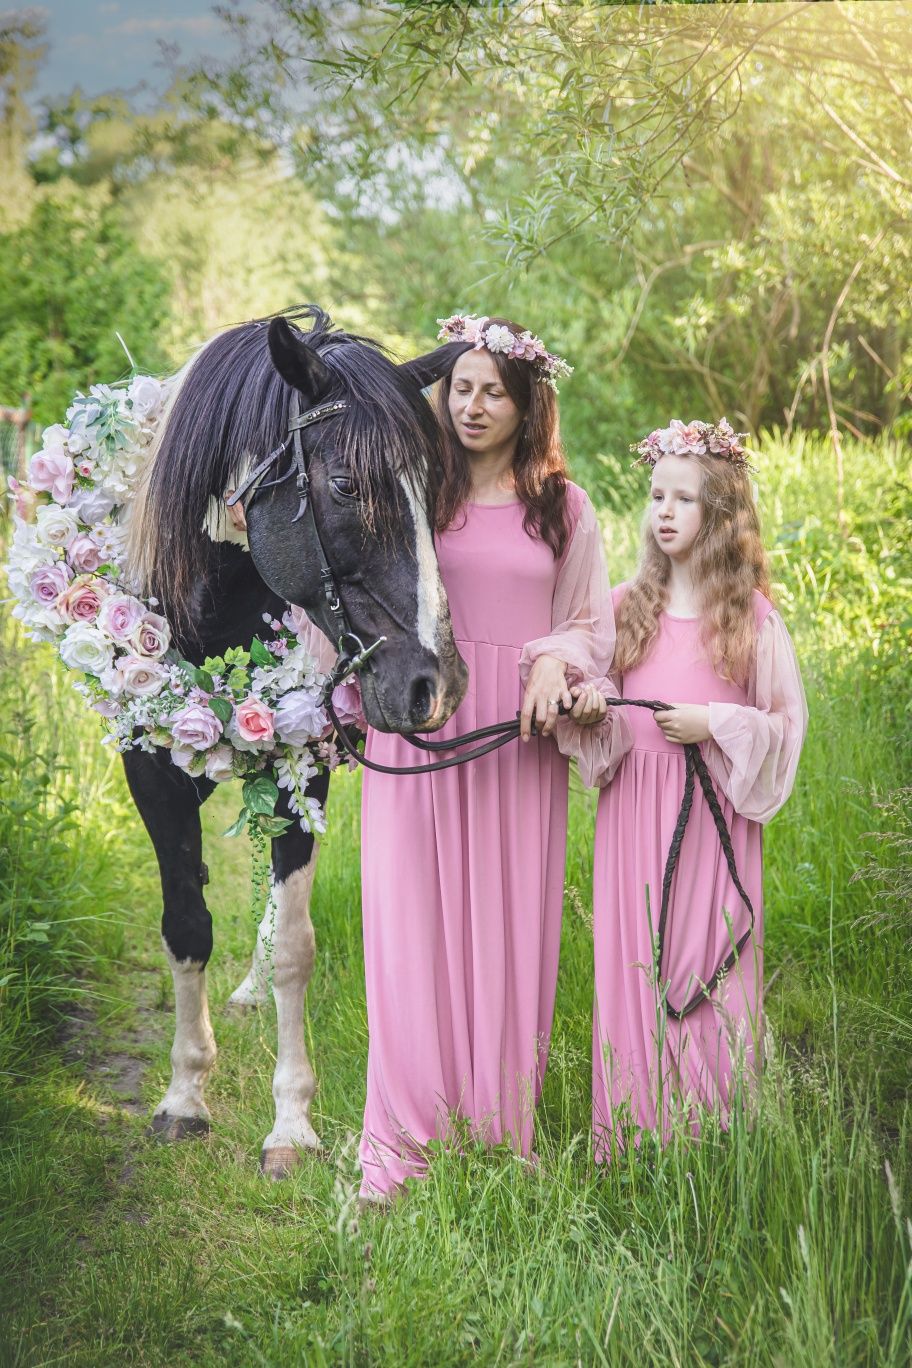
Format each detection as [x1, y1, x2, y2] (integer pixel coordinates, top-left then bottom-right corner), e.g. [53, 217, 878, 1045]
[358, 314, 625, 1201]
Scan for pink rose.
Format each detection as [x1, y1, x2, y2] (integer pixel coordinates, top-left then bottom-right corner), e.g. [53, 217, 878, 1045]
[129, 612, 170, 660]
[330, 679, 365, 731]
[29, 448, 75, 504]
[664, 419, 706, 458]
[235, 695, 275, 744]
[29, 561, 72, 606]
[170, 702, 223, 751]
[57, 574, 110, 624]
[67, 533, 105, 574]
[8, 476, 43, 522]
[114, 654, 167, 697]
[97, 593, 146, 642]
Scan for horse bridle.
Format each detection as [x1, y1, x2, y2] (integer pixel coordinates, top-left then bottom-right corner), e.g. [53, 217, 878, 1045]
[229, 394, 754, 1020]
[226, 391, 386, 681]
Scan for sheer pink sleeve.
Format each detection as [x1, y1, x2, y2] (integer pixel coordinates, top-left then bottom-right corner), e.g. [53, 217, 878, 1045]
[703, 610, 807, 823]
[518, 489, 632, 787]
[287, 604, 338, 676]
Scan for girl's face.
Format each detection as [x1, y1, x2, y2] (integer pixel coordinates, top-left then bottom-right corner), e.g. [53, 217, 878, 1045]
[448, 350, 524, 457]
[650, 455, 704, 560]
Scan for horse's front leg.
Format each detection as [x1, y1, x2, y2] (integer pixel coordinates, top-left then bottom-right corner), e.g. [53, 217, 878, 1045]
[259, 767, 330, 1179]
[122, 747, 218, 1140]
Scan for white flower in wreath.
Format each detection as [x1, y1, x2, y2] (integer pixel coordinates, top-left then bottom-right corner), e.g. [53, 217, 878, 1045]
[127, 375, 165, 421]
[38, 424, 71, 459]
[114, 654, 168, 697]
[203, 744, 236, 783]
[69, 485, 116, 525]
[273, 689, 328, 746]
[35, 504, 80, 548]
[483, 323, 515, 355]
[59, 622, 116, 675]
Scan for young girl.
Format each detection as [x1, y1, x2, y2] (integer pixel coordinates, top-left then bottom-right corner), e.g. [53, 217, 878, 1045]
[591, 422, 807, 1153]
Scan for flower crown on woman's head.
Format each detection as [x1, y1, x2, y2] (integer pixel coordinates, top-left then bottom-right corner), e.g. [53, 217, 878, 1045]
[632, 418, 753, 471]
[436, 313, 573, 392]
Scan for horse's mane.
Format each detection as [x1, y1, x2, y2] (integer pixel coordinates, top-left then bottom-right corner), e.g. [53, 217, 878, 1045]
[129, 304, 440, 625]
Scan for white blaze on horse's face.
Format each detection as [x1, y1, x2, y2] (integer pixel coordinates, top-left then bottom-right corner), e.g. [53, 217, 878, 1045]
[399, 473, 443, 655]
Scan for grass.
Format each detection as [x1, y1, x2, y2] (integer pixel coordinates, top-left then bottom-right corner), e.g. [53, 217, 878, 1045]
[1, 433, 910, 1365]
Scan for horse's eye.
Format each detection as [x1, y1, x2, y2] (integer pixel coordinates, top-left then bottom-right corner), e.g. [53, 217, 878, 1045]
[330, 476, 359, 501]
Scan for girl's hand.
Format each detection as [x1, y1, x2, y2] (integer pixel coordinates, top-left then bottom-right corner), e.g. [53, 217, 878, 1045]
[569, 683, 608, 727]
[653, 703, 711, 745]
[520, 654, 572, 740]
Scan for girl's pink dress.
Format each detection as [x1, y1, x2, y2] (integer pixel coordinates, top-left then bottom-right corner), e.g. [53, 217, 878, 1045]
[591, 587, 807, 1154]
[359, 484, 624, 1198]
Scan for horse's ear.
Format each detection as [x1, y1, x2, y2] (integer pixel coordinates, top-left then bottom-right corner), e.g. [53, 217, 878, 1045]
[267, 316, 334, 399]
[398, 341, 472, 392]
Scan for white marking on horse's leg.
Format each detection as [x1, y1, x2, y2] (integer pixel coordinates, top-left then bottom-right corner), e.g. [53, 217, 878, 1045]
[227, 890, 275, 1009]
[153, 942, 217, 1128]
[401, 475, 443, 652]
[260, 853, 321, 1175]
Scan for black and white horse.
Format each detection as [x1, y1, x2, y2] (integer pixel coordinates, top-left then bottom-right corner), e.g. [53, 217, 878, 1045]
[125, 306, 467, 1176]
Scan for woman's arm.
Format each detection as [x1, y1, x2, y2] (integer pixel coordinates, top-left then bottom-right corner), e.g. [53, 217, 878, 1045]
[518, 492, 632, 785]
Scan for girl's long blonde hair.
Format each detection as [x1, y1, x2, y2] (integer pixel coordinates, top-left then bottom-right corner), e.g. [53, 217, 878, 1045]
[614, 453, 772, 686]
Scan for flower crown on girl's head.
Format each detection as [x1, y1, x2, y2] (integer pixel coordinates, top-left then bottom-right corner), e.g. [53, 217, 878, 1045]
[631, 418, 753, 471]
[436, 313, 573, 392]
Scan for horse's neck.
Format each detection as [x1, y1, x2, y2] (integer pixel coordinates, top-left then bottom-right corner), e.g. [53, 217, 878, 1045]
[179, 541, 285, 663]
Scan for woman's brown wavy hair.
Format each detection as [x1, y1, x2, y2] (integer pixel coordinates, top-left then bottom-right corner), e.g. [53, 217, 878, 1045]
[434, 318, 570, 558]
[614, 452, 773, 686]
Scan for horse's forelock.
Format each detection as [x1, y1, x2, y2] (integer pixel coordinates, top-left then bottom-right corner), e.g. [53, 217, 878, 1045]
[134, 310, 439, 624]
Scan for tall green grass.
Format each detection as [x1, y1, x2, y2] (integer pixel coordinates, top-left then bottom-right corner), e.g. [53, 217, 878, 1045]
[1, 433, 910, 1365]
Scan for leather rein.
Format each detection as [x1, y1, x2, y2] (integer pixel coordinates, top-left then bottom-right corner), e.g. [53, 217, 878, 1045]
[230, 392, 754, 1021]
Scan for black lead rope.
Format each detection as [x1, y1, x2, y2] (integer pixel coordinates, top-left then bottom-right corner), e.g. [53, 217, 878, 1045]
[325, 689, 754, 1021]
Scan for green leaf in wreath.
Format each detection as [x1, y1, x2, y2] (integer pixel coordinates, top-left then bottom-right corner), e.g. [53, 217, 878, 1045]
[194, 668, 215, 693]
[224, 645, 250, 666]
[242, 775, 280, 816]
[227, 667, 250, 695]
[250, 636, 278, 667]
[202, 655, 225, 675]
[222, 809, 249, 838]
[255, 814, 294, 837]
[208, 696, 233, 724]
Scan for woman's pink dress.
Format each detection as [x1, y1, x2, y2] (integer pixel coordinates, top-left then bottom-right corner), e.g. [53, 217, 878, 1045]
[359, 483, 624, 1199]
[591, 587, 807, 1154]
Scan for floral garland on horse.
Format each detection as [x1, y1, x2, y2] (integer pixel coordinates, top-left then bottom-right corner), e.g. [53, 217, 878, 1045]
[5, 372, 364, 840]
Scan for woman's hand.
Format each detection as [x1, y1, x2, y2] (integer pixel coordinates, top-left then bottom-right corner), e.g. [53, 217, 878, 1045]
[569, 683, 608, 727]
[653, 703, 711, 745]
[520, 654, 572, 740]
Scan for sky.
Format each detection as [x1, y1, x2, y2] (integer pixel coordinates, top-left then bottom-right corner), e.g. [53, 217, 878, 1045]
[26, 0, 246, 108]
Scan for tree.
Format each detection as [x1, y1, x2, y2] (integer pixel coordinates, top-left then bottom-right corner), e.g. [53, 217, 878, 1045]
[0, 187, 171, 423]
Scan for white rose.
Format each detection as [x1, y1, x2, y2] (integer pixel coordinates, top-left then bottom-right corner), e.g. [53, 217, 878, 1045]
[39, 424, 70, 458]
[35, 504, 80, 547]
[70, 485, 115, 525]
[59, 622, 115, 675]
[127, 375, 164, 421]
[115, 654, 167, 697]
[204, 744, 236, 782]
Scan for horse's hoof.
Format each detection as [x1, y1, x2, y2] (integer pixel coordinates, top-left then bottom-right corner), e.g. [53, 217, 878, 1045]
[259, 1142, 325, 1180]
[148, 1112, 210, 1143]
[226, 983, 269, 1011]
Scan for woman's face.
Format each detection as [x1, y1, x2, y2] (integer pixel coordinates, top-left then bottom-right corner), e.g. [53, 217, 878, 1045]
[448, 350, 524, 457]
[650, 455, 704, 560]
